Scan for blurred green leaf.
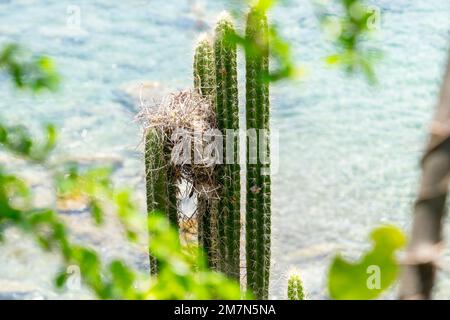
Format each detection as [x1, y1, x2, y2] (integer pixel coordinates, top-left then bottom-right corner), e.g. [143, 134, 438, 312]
[0, 122, 57, 161]
[328, 225, 406, 300]
[55, 270, 69, 288]
[253, 0, 275, 12]
[316, 0, 381, 83]
[0, 44, 60, 92]
[226, 1, 297, 83]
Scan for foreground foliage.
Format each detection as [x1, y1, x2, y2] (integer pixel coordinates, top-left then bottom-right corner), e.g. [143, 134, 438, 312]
[328, 225, 406, 299]
[0, 44, 242, 299]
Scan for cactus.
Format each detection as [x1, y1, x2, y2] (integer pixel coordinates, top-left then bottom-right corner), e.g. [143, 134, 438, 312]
[196, 196, 219, 268]
[214, 13, 241, 280]
[145, 129, 178, 274]
[245, 6, 271, 299]
[189, 8, 271, 299]
[194, 35, 215, 101]
[288, 274, 305, 300]
[193, 35, 218, 268]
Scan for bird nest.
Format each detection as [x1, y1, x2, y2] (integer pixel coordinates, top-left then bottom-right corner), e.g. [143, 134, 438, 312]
[137, 90, 220, 202]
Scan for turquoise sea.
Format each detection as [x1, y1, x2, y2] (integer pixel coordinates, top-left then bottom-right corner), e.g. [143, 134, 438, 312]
[0, 0, 450, 299]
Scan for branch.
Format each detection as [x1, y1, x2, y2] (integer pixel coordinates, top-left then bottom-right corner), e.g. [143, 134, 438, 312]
[398, 52, 450, 299]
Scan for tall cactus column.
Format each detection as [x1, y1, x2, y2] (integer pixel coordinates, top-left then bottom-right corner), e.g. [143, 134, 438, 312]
[193, 36, 218, 268]
[145, 129, 179, 275]
[214, 14, 241, 280]
[245, 7, 271, 299]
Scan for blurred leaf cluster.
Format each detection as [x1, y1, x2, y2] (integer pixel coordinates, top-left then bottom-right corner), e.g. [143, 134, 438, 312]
[229, 0, 380, 83]
[230, 25, 299, 82]
[0, 125, 242, 300]
[328, 225, 406, 300]
[0, 45, 241, 300]
[0, 43, 60, 92]
[0, 123, 56, 161]
[315, 0, 382, 83]
[227, 0, 298, 83]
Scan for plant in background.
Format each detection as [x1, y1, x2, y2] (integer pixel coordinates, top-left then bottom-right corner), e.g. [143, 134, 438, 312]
[287, 273, 305, 300]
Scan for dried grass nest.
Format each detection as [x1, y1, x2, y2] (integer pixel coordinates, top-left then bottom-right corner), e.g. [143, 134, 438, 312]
[137, 89, 220, 201]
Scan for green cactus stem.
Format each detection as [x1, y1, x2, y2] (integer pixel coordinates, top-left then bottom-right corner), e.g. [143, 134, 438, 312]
[196, 196, 219, 268]
[214, 13, 241, 280]
[245, 6, 271, 299]
[194, 35, 215, 101]
[193, 35, 218, 268]
[288, 274, 305, 300]
[145, 128, 178, 275]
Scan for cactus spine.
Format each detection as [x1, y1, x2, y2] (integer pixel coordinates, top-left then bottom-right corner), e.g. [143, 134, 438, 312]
[214, 14, 241, 281]
[193, 36, 218, 268]
[245, 7, 271, 299]
[145, 129, 179, 274]
[288, 274, 305, 300]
